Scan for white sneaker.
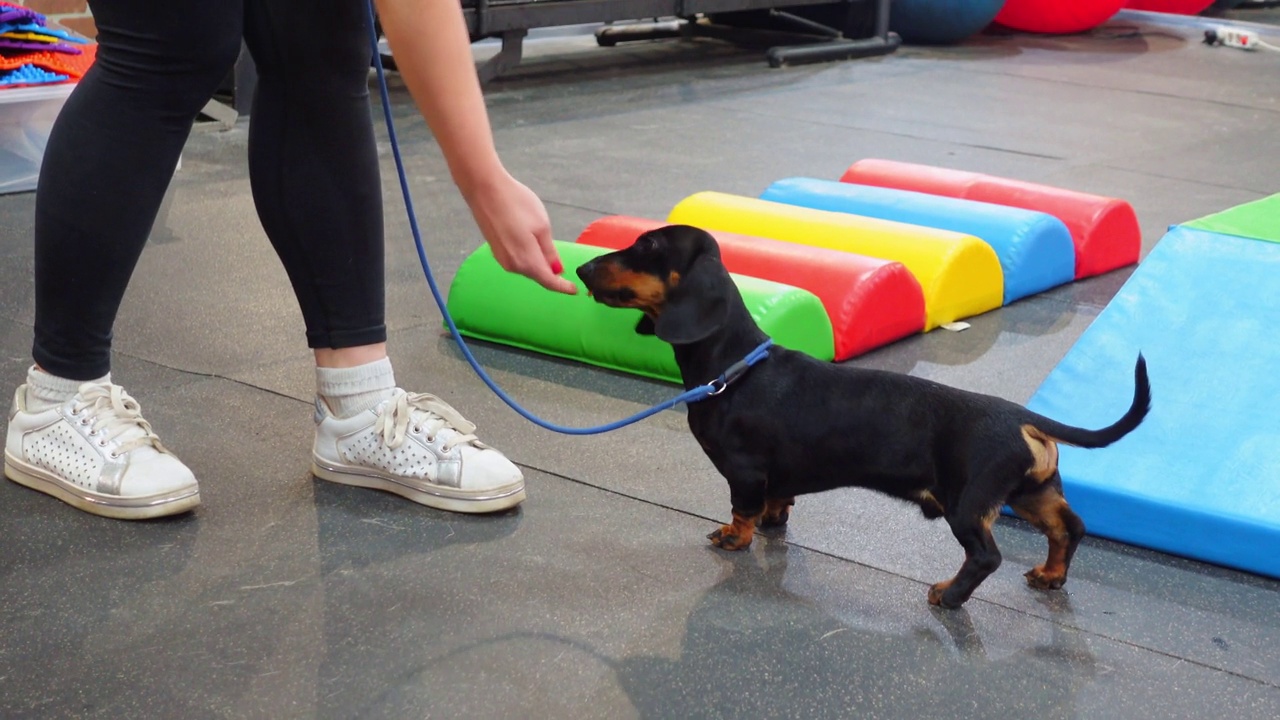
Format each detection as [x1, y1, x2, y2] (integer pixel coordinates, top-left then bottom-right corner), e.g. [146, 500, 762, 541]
[5, 382, 200, 520]
[311, 389, 525, 513]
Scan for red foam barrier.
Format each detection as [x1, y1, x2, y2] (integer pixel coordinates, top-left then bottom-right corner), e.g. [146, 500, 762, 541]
[839, 159, 1141, 279]
[1124, 0, 1214, 14]
[576, 216, 926, 361]
[994, 0, 1124, 34]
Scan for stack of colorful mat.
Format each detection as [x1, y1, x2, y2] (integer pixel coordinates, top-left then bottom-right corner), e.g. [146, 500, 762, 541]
[0, 1, 95, 88]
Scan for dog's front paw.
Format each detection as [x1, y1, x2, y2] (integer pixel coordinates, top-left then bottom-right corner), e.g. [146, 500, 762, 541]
[707, 524, 753, 551]
[927, 580, 965, 609]
[1024, 566, 1067, 590]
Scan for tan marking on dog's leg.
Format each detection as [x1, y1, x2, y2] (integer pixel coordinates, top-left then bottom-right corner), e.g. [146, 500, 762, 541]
[928, 578, 954, 606]
[707, 511, 761, 551]
[1011, 489, 1083, 590]
[930, 509, 1002, 608]
[761, 497, 795, 527]
[982, 506, 1000, 530]
[1021, 425, 1060, 482]
[915, 489, 945, 518]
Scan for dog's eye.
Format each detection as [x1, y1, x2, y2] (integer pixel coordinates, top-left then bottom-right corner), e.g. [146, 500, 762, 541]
[635, 236, 659, 252]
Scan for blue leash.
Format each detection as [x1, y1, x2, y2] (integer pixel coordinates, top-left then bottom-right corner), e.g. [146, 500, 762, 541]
[363, 8, 771, 435]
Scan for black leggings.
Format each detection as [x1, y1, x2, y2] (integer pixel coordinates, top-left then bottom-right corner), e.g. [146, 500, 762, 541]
[33, 0, 386, 380]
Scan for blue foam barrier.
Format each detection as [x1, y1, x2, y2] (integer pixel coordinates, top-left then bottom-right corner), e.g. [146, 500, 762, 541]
[760, 177, 1077, 304]
[1025, 225, 1280, 579]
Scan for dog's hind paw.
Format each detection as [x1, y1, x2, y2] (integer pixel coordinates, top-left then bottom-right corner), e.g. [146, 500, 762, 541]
[760, 497, 794, 527]
[1024, 566, 1067, 590]
[707, 524, 753, 551]
[759, 512, 790, 528]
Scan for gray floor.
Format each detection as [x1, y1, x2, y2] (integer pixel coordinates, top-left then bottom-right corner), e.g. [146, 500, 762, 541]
[3, 8, 1280, 719]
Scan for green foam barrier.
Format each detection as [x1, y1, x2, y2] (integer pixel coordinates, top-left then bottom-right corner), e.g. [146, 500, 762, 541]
[444, 240, 835, 384]
[1183, 192, 1280, 245]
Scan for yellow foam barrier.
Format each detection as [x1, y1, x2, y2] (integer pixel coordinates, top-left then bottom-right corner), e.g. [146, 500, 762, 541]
[668, 192, 1004, 330]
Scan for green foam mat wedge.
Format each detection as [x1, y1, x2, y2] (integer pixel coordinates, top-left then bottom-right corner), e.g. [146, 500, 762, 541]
[1184, 192, 1280, 245]
[444, 241, 835, 384]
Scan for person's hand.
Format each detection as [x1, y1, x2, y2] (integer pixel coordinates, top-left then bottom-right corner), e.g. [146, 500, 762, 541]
[369, 0, 574, 294]
[461, 170, 577, 295]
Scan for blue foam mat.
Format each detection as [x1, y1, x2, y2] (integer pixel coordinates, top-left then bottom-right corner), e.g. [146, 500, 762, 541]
[0, 64, 68, 86]
[1025, 225, 1280, 579]
[760, 177, 1077, 304]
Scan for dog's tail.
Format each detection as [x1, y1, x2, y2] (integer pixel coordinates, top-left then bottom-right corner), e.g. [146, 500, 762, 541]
[1027, 354, 1151, 449]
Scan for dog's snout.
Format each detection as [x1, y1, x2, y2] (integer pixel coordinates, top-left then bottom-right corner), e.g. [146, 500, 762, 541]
[577, 258, 614, 296]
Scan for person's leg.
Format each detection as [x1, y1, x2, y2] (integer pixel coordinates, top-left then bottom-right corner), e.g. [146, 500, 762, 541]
[5, 0, 243, 519]
[243, 0, 524, 513]
[33, 0, 244, 379]
[242, 0, 386, 357]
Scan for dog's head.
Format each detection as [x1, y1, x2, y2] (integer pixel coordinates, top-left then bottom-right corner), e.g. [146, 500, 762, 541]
[576, 224, 732, 345]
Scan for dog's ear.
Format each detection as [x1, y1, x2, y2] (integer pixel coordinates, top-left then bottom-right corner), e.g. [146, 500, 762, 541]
[651, 252, 730, 345]
[634, 314, 656, 335]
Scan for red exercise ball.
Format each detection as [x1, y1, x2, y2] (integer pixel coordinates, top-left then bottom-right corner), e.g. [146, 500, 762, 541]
[995, 0, 1125, 34]
[1123, 0, 1215, 14]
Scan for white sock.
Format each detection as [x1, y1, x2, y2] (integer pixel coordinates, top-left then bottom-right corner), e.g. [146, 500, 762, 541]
[25, 365, 110, 412]
[316, 357, 397, 419]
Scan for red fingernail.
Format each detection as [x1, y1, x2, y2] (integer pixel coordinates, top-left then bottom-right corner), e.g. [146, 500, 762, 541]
[551, 260, 563, 275]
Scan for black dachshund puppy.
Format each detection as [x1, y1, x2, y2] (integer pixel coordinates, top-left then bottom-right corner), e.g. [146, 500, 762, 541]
[577, 224, 1150, 608]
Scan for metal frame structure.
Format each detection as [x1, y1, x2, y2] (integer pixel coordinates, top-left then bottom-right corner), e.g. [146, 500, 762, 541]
[212, 0, 896, 117]
[464, 0, 897, 81]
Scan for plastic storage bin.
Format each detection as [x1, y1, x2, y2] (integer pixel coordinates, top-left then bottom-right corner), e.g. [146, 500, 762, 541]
[0, 82, 74, 195]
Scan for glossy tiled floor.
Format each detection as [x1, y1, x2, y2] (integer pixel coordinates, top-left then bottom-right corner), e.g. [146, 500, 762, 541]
[2, 9, 1279, 719]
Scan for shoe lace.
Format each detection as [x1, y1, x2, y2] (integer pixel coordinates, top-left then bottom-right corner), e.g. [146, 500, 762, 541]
[72, 384, 165, 456]
[375, 391, 479, 453]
